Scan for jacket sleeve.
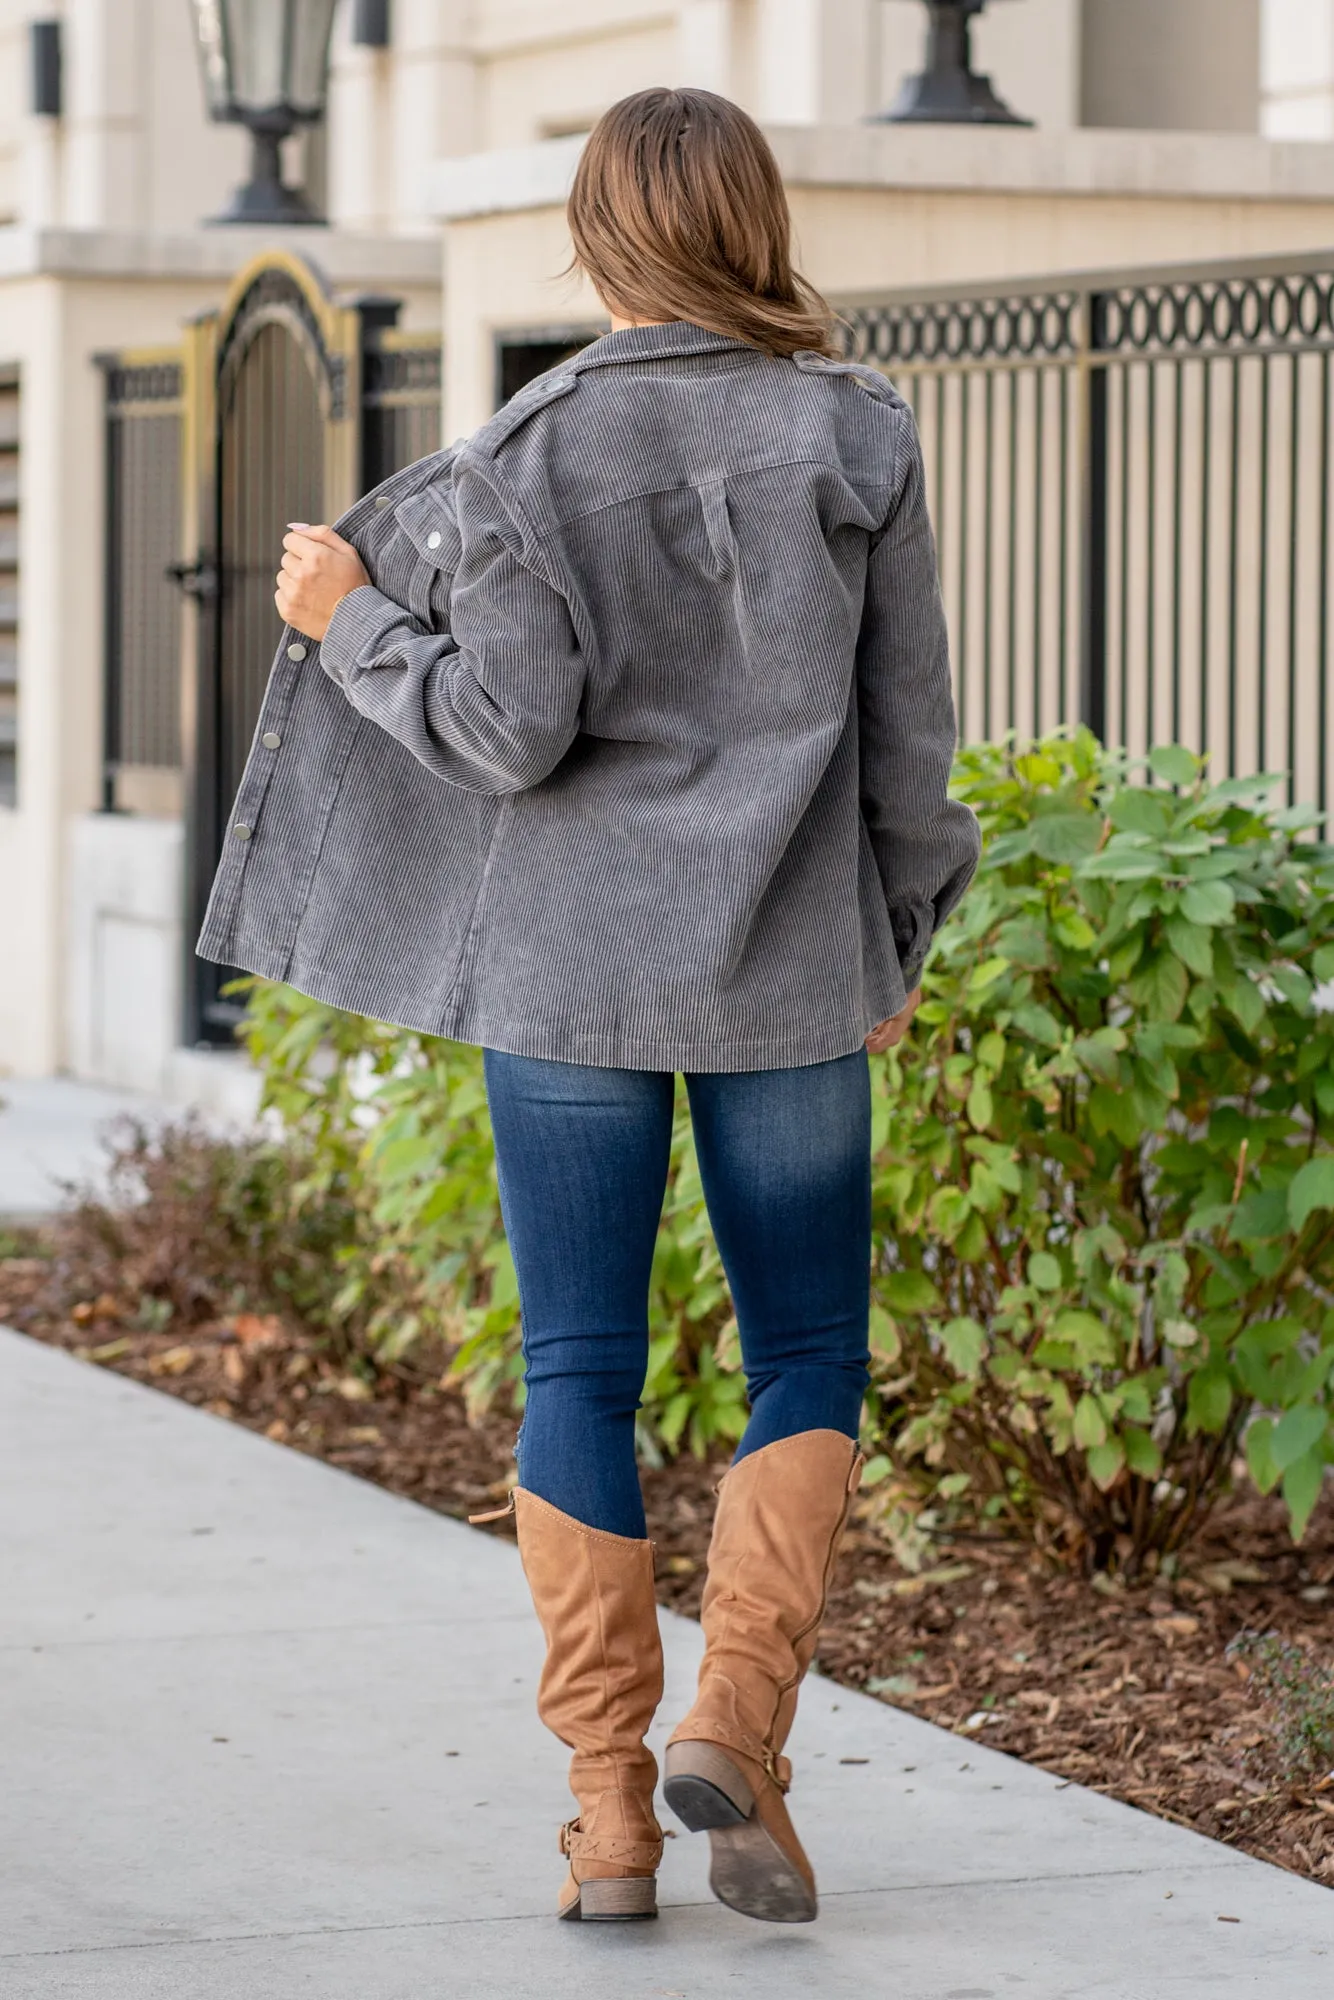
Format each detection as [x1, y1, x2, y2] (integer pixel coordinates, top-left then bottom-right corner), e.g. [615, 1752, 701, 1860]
[320, 462, 584, 795]
[858, 406, 981, 987]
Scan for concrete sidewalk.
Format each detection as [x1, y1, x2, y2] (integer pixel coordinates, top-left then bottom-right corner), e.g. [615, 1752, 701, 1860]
[1, 1329, 1329, 1998]
[0, 1076, 174, 1219]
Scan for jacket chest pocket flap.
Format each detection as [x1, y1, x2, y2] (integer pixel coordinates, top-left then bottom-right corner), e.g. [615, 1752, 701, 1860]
[393, 483, 462, 626]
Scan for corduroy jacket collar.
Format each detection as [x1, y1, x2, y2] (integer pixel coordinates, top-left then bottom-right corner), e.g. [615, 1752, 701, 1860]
[570, 320, 754, 373]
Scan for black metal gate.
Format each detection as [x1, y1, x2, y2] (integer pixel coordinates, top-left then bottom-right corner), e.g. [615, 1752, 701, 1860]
[180, 253, 441, 1042]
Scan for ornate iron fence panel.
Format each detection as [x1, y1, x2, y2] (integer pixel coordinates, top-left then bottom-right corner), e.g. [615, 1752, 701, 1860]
[843, 252, 1334, 820]
[362, 322, 443, 488]
[99, 353, 185, 811]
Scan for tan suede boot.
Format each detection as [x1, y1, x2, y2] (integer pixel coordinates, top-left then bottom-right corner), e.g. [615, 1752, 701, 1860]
[663, 1429, 863, 1923]
[513, 1489, 665, 1921]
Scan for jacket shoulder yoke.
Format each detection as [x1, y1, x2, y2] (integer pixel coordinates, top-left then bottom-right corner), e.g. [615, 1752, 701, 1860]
[792, 351, 904, 408]
[472, 371, 580, 458]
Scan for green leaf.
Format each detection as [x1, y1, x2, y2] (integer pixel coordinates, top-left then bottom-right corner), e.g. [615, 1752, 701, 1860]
[883, 1269, 942, 1315]
[939, 1316, 987, 1379]
[1086, 1438, 1127, 1490]
[928, 1185, 972, 1241]
[1149, 744, 1200, 787]
[1313, 944, 1334, 984]
[1187, 1367, 1233, 1436]
[1283, 1449, 1326, 1543]
[1246, 1417, 1281, 1496]
[967, 1077, 994, 1130]
[1179, 880, 1235, 928]
[1163, 916, 1214, 978]
[868, 1304, 901, 1363]
[1032, 814, 1103, 865]
[1079, 849, 1163, 881]
[968, 957, 1011, 995]
[1126, 951, 1188, 1022]
[1089, 1083, 1145, 1146]
[1289, 1156, 1334, 1232]
[1028, 1251, 1062, 1292]
[1051, 1309, 1116, 1366]
[1012, 1003, 1064, 1047]
[1219, 975, 1265, 1035]
[1269, 1404, 1328, 1473]
[1122, 1427, 1163, 1478]
[1073, 1394, 1108, 1449]
[1109, 789, 1172, 836]
[1232, 1187, 1291, 1242]
[1053, 909, 1099, 951]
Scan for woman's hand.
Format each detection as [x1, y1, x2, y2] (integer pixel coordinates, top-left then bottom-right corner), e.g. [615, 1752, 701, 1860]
[275, 524, 370, 641]
[865, 988, 922, 1055]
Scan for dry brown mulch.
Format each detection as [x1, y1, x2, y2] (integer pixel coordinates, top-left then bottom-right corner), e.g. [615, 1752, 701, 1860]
[3, 1244, 1332, 1890]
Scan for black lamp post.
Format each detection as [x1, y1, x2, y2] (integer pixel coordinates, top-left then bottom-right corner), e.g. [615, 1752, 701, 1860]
[878, 0, 1032, 127]
[188, 0, 340, 223]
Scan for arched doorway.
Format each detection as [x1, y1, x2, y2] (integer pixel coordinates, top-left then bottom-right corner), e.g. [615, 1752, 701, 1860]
[182, 254, 361, 1042]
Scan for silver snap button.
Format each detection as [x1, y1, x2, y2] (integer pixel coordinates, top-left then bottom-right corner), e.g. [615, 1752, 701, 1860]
[426, 530, 442, 550]
[374, 493, 392, 509]
[261, 732, 281, 751]
[232, 823, 252, 842]
[287, 641, 307, 661]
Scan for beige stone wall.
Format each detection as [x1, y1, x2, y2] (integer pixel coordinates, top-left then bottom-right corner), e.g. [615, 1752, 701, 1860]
[0, 271, 221, 1073]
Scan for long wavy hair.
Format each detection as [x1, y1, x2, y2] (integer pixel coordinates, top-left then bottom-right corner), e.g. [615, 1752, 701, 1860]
[567, 87, 838, 360]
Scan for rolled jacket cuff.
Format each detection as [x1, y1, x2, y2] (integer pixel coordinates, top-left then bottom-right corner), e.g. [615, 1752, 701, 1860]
[319, 583, 405, 691]
[889, 901, 934, 988]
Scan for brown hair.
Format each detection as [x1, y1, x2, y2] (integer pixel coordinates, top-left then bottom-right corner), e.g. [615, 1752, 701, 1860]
[567, 88, 838, 360]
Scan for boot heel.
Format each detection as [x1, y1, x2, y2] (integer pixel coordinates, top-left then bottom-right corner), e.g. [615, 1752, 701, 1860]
[574, 1876, 659, 1922]
[664, 1740, 754, 1830]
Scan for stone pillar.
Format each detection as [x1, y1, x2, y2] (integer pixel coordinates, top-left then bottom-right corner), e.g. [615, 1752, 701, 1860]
[61, 0, 145, 227]
[388, 0, 476, 231]
[754, 0, 878, 124]
[1081, 0, 1262, 133]
[1261, 0, 1334, 138]
[678, 0, 741, 94]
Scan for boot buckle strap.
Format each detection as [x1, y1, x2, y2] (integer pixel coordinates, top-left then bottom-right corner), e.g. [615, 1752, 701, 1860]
[673, 1713, 776, 1778]
[560, 1819, 662, 1869]
[764, 1749, 793, 1793]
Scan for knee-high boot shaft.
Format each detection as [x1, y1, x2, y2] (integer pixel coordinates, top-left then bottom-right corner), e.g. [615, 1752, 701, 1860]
[514, 1489, 664, 1920]
[665, 1429, 863, 1923]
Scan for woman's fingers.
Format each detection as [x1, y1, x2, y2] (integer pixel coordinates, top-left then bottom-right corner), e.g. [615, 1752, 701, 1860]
[865, 987, 923, 1054]
[273, 522, 370, 641]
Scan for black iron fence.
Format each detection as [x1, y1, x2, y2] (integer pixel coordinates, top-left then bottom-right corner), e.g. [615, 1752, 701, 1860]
[361, 317, 445, 491]
[844, 249, 1334, 822]
[103, 250, 1334, 828]
[101, 355, 185, 810]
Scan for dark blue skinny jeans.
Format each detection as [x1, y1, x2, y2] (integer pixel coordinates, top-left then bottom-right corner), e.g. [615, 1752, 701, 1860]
[483, 1048, 872, 1539]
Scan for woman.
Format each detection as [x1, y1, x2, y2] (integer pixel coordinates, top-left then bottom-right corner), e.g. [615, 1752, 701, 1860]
[204, 87, 979, 1928]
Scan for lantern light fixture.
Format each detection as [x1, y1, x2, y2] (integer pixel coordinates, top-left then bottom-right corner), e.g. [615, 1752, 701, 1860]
[188, 0, 340, 224]
[878, 0, 1033, 127]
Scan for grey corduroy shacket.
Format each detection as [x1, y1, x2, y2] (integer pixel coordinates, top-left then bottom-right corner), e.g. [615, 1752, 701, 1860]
[198, 321, 980, 1073]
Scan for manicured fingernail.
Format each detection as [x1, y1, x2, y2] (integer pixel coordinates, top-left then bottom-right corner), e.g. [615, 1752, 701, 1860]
[287, 521, 309, 530]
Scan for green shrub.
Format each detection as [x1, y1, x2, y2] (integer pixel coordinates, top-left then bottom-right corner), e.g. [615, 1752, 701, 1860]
[236, 731, 1334, 1570]
[237, 984, 748, 1454]
[864, 731, 1334, 1573]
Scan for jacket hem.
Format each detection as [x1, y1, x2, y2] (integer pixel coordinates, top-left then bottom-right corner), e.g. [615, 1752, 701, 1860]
[193, 930, 892, 1073]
